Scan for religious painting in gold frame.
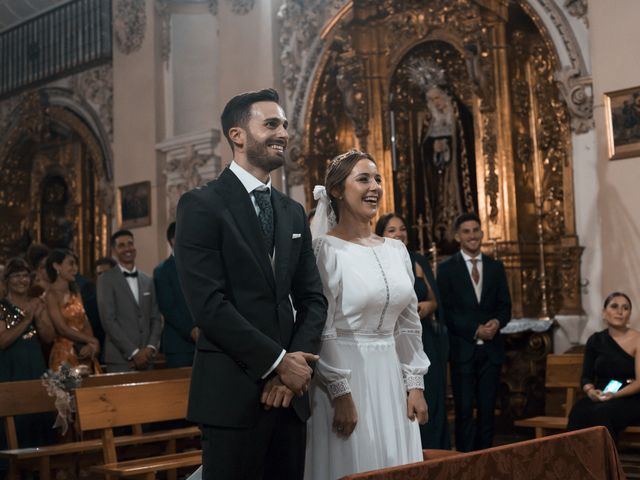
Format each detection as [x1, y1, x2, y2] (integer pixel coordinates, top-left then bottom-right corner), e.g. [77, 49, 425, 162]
[604, 86, 640, 160]
[118, 181, 151, 229]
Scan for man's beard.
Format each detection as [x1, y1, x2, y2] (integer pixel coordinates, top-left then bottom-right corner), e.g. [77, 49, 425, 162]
[245, 132, 284, 173]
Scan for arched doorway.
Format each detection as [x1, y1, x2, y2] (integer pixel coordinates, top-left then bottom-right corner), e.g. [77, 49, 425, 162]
[0, 91, 112, 276]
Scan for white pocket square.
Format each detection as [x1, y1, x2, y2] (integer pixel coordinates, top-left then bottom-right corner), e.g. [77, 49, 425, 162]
[292, 233, 302, 239]
[143, 292, 151, 296]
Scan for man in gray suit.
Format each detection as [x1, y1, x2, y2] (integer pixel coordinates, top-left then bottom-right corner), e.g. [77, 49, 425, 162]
[97, 229, 163, 372]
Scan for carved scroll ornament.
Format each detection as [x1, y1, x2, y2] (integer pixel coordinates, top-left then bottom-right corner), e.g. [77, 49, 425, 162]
[555, 66, 594, 134]
[114, 0, 147, 55]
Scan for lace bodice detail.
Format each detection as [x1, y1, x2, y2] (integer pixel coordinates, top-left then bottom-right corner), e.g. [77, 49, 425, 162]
[313, 236, 430, 399]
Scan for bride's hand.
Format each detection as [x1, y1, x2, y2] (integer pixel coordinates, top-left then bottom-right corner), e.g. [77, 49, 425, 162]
[407, 389, 428, 424]
[333, 393, 358, 438]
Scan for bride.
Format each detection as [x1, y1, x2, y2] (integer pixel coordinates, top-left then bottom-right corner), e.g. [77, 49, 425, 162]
[306, 150, 429, 480]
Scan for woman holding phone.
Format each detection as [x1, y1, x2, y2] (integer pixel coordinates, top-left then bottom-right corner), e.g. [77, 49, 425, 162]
[568, 292, 640, 440]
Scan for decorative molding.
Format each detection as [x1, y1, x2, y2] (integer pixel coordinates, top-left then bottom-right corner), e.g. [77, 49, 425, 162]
[68, 65, 114, 141]
[563, 0, 587, 26]
[334, 36, 369, 148]
[277, 0, 348, 186]
[113, 0, 147, 55]
[0, 96, 22, 137]
[227, 0, 254, 15]
[518, 0, 587, 75]
[156, 129, 222, 220]
[155, 0, 172, 63]
[554, 66, 593, 134]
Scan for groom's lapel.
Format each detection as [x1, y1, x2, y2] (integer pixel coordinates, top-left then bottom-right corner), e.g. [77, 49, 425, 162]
[219, 169, 276, 294]
[272, 189, 292, 297]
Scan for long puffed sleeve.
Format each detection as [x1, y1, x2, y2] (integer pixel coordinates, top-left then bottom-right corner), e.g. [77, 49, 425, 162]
[312, 237, 352, 400]
[395, 243, 430, 391]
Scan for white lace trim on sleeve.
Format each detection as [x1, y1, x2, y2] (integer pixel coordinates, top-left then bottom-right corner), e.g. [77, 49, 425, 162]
[327, 378, 351, 400]
[405, 374, 425, 391]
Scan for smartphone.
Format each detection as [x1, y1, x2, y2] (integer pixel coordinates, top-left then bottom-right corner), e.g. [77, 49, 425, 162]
[602, 380, 623, 394]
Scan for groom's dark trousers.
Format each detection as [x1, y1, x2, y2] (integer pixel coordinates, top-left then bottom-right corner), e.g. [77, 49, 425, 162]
[175, 168, 327, 479]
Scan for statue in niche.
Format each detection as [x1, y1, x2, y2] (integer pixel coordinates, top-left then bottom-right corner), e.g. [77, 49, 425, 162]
[407, 58, 477, 254]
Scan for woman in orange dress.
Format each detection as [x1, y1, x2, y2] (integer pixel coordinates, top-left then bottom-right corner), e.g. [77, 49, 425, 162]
[45, 249, 100, 371]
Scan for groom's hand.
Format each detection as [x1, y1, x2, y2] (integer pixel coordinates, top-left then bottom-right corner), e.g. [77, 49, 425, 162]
[275, 351, 319, 396]
[261, 377, 295, 410]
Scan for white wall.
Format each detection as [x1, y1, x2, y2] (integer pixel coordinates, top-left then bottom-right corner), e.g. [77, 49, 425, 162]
[583, 0, 640, 334]
[111, 0, 164, 273]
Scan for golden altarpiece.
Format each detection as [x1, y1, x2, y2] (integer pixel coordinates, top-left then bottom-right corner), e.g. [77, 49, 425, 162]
[283, 0, 589, 422]
[0, 91, 112, 275]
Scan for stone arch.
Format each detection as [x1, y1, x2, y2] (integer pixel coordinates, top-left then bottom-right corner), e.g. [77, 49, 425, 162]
[0, 89, 113, 269]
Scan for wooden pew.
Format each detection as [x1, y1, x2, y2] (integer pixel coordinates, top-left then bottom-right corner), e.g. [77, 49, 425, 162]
[75, 377, 201, 479]
[514, 354, 583, 438]
[515, 354, 640, 442]
[0, 367, 192, 480]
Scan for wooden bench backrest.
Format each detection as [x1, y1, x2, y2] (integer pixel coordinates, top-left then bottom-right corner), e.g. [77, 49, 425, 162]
[0, 379, 56, 417]
[545, 354, 583, 416]
[545, 354, 583, 388]
[82, 366, 191, 388]
[0, 367, 191, 449]
[74, 378, 191, 432]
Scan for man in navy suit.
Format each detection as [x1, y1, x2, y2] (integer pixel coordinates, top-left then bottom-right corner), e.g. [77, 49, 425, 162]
[437, 212, 511, 452]
[153, 222, 196, 368]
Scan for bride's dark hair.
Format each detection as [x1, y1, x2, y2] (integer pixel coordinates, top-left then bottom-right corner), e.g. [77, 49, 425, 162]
[324, 150, 375, 222]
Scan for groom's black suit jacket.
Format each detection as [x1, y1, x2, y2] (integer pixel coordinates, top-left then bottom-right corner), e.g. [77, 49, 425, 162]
[437, 252, 511, 366]
[174, 168, 327, 428]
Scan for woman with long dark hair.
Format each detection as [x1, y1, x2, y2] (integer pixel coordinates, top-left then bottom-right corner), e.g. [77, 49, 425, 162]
[45, 249, 100, 372]
[375, 213, 451, 450]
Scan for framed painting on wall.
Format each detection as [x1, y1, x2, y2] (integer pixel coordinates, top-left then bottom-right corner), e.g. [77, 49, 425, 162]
[604, 86, 640, 160]
[118, 181, 151, 229]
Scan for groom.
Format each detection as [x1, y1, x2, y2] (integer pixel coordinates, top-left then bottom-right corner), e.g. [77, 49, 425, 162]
[175, 88, 327, 480]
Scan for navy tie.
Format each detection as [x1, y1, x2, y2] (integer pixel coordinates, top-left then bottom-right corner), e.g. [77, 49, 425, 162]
[253, 189, 274, 255]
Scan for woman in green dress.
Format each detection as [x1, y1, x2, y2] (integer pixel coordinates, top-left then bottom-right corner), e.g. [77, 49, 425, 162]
[0, 257, 56, 458]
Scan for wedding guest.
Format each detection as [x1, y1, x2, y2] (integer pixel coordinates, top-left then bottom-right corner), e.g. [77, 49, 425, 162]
[0, 258, 55, 454]
[568, 292, 640, 440]
[26, 243, 51, 295]
[376, 213, 451, 450]
[0, 257, 54, 380]
[97, 230, 162, 372]
[154, 222, 196, 368]
[306, 150, 429, 479]
[95, 256, 117, 276]
[45, 249, 100, 372]
[437, 212, 511, 451]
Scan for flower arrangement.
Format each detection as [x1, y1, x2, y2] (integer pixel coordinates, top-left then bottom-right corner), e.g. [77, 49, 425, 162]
[41, 362, 83, 434]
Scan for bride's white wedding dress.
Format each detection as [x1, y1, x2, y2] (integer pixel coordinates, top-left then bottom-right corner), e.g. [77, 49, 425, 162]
[305, 235, 430, 480]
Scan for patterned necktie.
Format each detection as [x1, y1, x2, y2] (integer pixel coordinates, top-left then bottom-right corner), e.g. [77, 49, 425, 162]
[471, 258, 480, 285]
[253, 188, 274, 255]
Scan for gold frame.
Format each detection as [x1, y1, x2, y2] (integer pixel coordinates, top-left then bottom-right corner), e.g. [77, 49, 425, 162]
[118, 181, 151, 229]
[604, 85, 640, 160]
